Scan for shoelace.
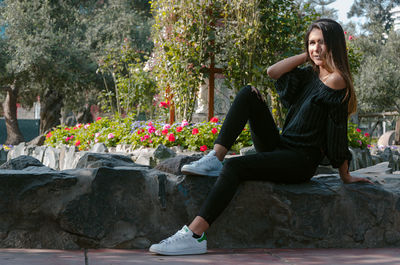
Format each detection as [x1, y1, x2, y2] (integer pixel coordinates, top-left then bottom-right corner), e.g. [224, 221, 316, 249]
[191, 154, 215, 166]
[160, 229, 188, 244]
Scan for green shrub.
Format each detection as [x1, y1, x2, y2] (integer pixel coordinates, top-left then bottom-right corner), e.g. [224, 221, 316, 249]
[348, 123, 371, 149]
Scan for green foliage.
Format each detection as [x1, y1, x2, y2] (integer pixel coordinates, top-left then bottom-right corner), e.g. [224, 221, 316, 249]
[348, 122, 371, 149]
[151, 0, 213, 121]
[97, 41, 157, 118]
[44, 115, 252, 153]
[353, 31, 400, 114]
[151, 0, 318, 124]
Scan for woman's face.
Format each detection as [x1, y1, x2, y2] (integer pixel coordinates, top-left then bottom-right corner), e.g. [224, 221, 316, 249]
[308, 28, 327, 67]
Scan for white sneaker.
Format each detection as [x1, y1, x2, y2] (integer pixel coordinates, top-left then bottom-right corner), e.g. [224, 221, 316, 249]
[149, 225, 207, 255]
[181, 150, 223, 176]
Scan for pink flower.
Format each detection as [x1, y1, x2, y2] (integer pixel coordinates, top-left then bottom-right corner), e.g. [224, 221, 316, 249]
[46, 132, 52, 139]
[192, 128, 199, 135]
[349, 35, 353, 40]
[148, 121, 153, 126]
[344, 31, 347, 34]
[84, 124, 90, 129]
[356, 128, 361, 133]
[210, 117, 219, 123]
[211, 127, 218, 134]
[65, 137, 70, 142]
[73, 127, 78, 130]
[200, 145, 207, 152]
[144, 134, 150, 140]
[367, 144, 372, 148]
[168, 133, 176, 142]
[148, 126, 156, 134]
[108, 133, 115, 139]
[357, 140, 362, 146]
[137, 129, 144, 135]
[162, 129, 169, 135]
[95, 132, 101, 138]
[95, 138, 99, 143]
[65, 128, 71, 131]
[140, 136, 145, 142]
[163, 124, 171, 130]
[181, 120, 189, 127]
[364, 133, 370, 137]
[75, 140, 81, 146]
[77, 123, 83, 128]
[176, 126, 183, 132]
[96, 117, 102, 121]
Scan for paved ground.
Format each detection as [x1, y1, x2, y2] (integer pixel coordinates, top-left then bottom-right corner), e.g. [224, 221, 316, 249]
[1, 248, 400, 265]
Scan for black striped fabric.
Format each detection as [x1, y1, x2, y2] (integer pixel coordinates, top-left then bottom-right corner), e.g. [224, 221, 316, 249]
[275, 66, 352, 168]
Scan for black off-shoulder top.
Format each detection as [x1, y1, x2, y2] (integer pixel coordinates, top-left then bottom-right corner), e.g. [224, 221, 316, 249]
[275, 66, 352, 168]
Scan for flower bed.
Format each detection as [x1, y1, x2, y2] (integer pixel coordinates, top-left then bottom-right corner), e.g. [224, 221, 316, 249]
[44, 115, 252, 152]
[44, 115, 371, 153]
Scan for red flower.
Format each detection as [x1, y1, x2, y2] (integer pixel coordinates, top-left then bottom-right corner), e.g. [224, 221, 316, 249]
[162, 129, 169, 135]
[192, 128, 199, 135]
[211, 127, 218, 134]
[168, 133, 176, 142]
[210, 117, 218, 123]
[137, 128, 144, 135]
[73, 127, 78, 130]
[200, 145, 207, 152]
[46, 132, 52, 138]
[176, 126, 183, 132]
[159, 101, 169, 108]
[356, 128, 361, 133]
[364, 133, 370, 137]
[65, 128, 71, 131]
[96, 117, 102, 121]
[75, 140, 81, 146]
[349, 35, 353, 40]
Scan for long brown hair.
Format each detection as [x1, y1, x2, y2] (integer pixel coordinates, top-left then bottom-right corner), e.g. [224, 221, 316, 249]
[305, 19, 356, 116]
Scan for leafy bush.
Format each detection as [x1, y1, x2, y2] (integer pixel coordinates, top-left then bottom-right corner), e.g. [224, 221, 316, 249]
[44, 115, 252, 152]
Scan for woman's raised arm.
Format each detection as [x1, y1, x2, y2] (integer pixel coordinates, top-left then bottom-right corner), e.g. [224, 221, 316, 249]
[267, 52, 308, 80]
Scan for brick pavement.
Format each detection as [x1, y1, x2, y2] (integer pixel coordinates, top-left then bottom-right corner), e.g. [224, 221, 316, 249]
[1, 248, 400, 265]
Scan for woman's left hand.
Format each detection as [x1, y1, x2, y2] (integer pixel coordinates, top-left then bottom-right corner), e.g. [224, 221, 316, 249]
[340, 173, 374, 184]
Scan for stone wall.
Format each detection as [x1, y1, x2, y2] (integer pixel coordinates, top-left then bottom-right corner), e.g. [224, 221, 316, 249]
[5, 143, 400, 173]
[0, 154, 399, 249]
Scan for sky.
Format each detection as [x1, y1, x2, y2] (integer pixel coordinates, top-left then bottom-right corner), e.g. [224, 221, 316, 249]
[327, 0, 366, 32]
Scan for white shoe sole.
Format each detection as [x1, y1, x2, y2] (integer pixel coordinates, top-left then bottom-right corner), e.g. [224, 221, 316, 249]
[149, 246, 207, 255]
[181, 165, 220, 177]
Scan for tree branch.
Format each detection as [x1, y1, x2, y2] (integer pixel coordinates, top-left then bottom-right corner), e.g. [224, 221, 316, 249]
[1, 86, 11, 92]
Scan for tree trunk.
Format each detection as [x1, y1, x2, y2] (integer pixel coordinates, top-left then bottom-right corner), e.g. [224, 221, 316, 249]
[1, 83, 25, 145]
[40, 89, 63, 134]
[395, 117, 400, 145]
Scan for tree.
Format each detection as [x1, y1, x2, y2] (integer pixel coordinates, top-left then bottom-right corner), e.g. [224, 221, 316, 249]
[0, 1, 98, 138]
[348, 0, 400, 36]
[354, 31, 400, 115]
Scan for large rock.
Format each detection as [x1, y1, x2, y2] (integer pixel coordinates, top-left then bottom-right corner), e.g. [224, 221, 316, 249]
[1, 155, 400, 249]
[0, 155, 44, 170]
[155, 155, 202, 175]
[75, 152, 144, 169]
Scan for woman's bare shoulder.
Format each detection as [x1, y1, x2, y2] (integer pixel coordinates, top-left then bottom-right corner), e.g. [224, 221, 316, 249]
[324, 72, 346, 90]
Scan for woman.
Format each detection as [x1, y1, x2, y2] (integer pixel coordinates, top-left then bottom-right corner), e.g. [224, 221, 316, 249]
[149, 18, 372, 256]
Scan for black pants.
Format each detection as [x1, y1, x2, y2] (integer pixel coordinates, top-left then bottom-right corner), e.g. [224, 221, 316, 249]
[198, 85, 320, 225]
